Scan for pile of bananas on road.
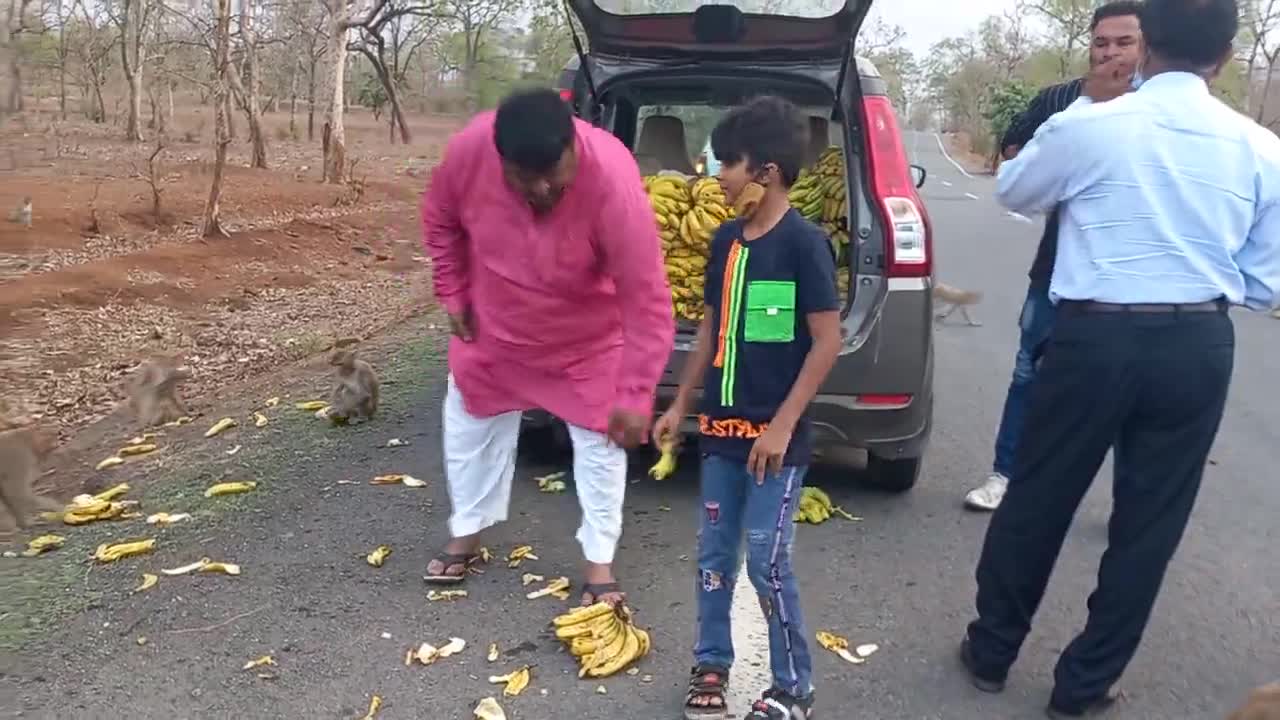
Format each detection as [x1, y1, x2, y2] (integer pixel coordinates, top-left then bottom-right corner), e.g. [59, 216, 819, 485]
[789, 146, 852, 297]
[553, 601, 653, 678]
[644, 174, 733, 323]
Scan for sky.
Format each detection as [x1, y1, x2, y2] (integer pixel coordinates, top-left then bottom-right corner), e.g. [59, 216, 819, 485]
[873, 0, 1019, 55]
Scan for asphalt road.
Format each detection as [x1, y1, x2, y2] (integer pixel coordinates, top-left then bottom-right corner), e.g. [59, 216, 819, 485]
[3, 134, 1277, 720]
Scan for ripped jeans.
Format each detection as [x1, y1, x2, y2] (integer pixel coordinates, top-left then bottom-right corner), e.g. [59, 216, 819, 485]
[693, 453, 813, 698]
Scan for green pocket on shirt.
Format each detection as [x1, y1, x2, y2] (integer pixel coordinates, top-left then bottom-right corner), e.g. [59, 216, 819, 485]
[743, 280, 797, 343]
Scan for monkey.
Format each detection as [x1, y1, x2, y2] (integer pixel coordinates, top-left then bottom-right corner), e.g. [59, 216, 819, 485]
[7, 197, 32, 229]
[933, 282, 984, 327]
[327, 349, 379, 424]
[127, 357, 191, 428]
[1228, 683, 1280, 720]
[0, 424, 62, 533]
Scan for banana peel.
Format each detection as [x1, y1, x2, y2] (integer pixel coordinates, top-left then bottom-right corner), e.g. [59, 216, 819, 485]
[426, 590, 467, 602]
[488, 666, 531, 696]
[487, 643, 500, 662]
[162, 416, 193, 427]
[507, 544, 537, 568]
[253, 412, 269, 428]
[816, 630, 866, 664]
[243, 655, 276, 670]
[406, 637, 466, 666]
[93, 483, 131, 502]
[526, 576, 569, 599]
[204, 481, 256, 498]
[93, 538, 155, 563]
[648, 436, 678, 480]
[134, 573, 158, 592]
[119, 443, 157, 456]
[21, 534, 64, 557]
[360, 695, 382, 720]
[370, 474, 426, 488]
[264, 397, 280, 408]
[521, 572, 544, 586]
[536, 471, 567, 493]
[366, 545, 392, 568]
[294, 400, 327, 411]
[473, 697, 507, 720]
[162, 557, 241, 576]
[146, 512, 192, 525]
[95, 456, 125, 470]
[204, 418, 237, 437]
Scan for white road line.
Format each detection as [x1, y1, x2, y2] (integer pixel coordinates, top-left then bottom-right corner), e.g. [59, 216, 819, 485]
[941, 180, 953, 187]
[964, 192, 979, 200]
[934, 133, 974, 179]
[1006, 211, 1034, 224]
[726, 560, 770, 710]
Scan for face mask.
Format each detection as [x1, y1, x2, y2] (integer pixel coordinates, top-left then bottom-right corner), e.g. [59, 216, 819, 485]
[733, 182, 766, 219]
[1130, 69, 1144, 90]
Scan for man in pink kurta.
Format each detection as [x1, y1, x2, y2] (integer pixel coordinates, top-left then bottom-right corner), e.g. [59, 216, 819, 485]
[420, 89, 674, 605]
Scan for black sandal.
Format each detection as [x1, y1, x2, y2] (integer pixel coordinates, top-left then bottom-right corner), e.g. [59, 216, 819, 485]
[684, 665, 730, 720]
[580, 581, 626, 607]
[744, 687, 815, 719]
[423, 551, 483, 585]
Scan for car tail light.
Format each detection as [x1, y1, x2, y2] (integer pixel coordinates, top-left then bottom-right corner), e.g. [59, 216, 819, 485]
[854, 393, 913, 409]
[861, 95, 932, 278]
[559, 88, 573, 102]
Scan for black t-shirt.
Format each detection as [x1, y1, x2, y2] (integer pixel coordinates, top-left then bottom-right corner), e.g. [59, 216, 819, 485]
[697, 208, 840, 467]
[1000, 78, 1083, 289]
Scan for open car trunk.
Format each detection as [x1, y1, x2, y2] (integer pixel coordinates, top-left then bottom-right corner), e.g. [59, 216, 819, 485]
[590, 68, 860, 331]
[567, 0, 873, 62]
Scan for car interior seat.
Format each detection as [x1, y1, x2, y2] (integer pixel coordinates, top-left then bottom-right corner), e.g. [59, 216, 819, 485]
[634, 115, 696, 175]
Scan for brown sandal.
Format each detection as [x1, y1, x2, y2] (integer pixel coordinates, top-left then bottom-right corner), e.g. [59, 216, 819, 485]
[685, 665, 730, 719]
[580, 581, 625, 607]
[423, 551, 483, 585]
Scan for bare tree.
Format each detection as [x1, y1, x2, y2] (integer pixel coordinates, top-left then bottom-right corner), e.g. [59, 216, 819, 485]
[232, 0, 267, 168]
[1241, 0, 1280, 120]
[436, 0, 522, 110]
[203, 0, 232, 238]
[349, 1, 436, 144]
[1, 0, 38, 115]
[69, 0, 114, 123]
[320, 0, 390, 184]
[110, 0, 161, 141]
[1031, 0, 1095, 77]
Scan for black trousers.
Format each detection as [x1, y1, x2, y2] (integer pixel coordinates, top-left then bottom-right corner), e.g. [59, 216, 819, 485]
[966, 304, 1235, 712]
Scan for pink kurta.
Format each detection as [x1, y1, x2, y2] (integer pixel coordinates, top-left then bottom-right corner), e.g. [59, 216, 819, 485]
[421, 112, 675, 433]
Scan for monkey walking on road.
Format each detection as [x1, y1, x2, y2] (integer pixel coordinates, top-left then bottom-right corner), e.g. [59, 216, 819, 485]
[1228, 683, 1280, 720]
[7, 197, 32, 228]
[0, 425, 62, 533]
[327, 349, 379, 424]
[933, 282, 984, 327]
[127, 358, 191, 428]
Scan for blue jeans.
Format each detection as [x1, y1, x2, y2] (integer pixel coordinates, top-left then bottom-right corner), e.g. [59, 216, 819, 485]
[992, 284, 1057, 479]
[693, 453, 813, 698]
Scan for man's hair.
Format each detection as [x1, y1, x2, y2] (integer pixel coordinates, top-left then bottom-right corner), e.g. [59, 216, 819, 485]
[1140, 0, 1238, 67]
[710, 95, 808, 187]
[1091, 0, 1144, 30]
[494, 88, 575, 173]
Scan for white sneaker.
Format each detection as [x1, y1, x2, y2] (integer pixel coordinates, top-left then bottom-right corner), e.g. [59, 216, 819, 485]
[964, 473, 1009, 511]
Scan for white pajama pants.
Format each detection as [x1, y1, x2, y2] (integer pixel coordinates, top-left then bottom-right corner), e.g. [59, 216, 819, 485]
[443, 375, 628, 565]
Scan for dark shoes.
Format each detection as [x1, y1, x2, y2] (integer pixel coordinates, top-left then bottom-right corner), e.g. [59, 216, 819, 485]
[1045, 687, 1123, 718]
[959, 637, 1121, 717]
[958, 638, 1006, 694]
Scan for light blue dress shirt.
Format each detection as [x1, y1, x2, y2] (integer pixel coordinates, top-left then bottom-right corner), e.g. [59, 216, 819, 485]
[996, 71, 1280, 311]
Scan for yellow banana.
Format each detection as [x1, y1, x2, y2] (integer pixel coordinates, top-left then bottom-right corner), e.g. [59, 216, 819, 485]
[586, 624, 642, 678]
[553, 601, 615, 628]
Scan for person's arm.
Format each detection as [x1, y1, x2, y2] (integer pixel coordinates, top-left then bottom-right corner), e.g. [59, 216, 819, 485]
[995, 108, 1100, 216]
[1238, 194, 1280, 312]
[599, 156, 677, 417]
[421, 133, 471, 319]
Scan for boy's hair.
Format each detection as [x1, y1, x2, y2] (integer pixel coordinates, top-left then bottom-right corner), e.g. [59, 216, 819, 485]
[710, 95, 809, 187]
[494, 88, 575, 173]
[1141, 0, 1238, 68]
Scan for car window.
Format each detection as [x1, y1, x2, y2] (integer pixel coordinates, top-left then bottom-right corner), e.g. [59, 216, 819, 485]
[594, 0, 844, 19]
[636, 104, 841, 162]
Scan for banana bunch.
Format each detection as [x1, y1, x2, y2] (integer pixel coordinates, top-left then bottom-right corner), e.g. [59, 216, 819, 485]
[645, 174, 731, 323]
[553, 602, 652, 678]
[644, 174, 692, 251]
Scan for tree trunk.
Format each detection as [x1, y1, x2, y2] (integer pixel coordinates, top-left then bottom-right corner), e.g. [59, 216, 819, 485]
[289, 61, 298, 136]
[204, 0, 233, 238]
[306, 60, 316, 141]
[166, 81, 173, 127]
[238, 0, 267, 169]
[125, 70, 144, 140]
[57, 0, 68, 121]
[321, 5, 348, 184]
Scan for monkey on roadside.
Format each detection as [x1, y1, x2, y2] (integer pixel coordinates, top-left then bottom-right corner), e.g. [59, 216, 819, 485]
[327, 349, 379, 424]
[127, 358, 191, 427]
[0, 424, 62, 533]
[933, 282, 984, 327]
[1229, 683, 1280, 720]
[7, 197, 32, 229]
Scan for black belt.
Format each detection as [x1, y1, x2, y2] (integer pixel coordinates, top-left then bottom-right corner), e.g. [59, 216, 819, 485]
[1060, 299, 1228, 314]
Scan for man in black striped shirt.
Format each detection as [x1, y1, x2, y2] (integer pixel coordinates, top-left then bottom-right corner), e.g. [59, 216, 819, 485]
[964, 1, 1144, 512]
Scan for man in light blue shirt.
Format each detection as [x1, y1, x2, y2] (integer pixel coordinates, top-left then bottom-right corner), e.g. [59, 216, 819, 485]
[959, 0, 1280, 717]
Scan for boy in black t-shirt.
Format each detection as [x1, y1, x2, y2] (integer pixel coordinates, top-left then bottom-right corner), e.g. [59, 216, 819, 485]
[652, 96, 843, 720]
